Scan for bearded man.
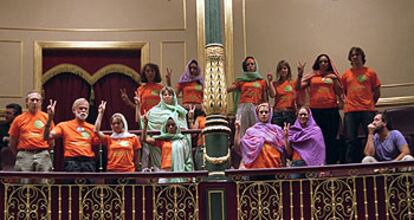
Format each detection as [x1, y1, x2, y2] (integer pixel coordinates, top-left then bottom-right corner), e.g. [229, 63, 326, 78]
[362, 113, 414, 163]
[45, 98, 99, 172]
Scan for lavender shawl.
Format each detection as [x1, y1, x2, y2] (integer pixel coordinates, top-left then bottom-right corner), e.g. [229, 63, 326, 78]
[240, 104, 284, 165]
[288, 110, 325, 166]
[178, 59, 204, 85]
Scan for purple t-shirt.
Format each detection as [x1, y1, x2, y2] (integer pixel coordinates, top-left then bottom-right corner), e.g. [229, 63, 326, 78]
[374, 130, 407, 161]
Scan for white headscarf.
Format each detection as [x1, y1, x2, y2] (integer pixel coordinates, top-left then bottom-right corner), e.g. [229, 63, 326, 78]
[110, 113, 136, 139]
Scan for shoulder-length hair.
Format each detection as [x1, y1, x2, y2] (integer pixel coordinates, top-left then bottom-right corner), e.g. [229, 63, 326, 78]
[141, 63, 162, 83]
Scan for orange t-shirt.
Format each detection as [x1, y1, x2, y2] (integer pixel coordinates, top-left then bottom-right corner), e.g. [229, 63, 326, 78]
[195, 116, 206, 147]
[154, 140, 172, 170]
[177, 81, 203, 104]
[136, 83, 164, 114]
[341, 67, 381, 112]
[52, 119, 98, 158]
[292, 150, 302, 161]
[103, 135, 141, 172]
[245, 143, 283, 169]
[308, 75, 338, 109]
[273, 80, 297, 110]
[235, 79, 268, 104]
[8, 111, 52, 150]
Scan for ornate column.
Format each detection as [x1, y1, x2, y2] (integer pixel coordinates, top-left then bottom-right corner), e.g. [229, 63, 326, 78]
[202, 0, 231, 180]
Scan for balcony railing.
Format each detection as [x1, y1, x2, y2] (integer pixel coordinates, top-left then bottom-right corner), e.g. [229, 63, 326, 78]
[1, 161, 414, 220]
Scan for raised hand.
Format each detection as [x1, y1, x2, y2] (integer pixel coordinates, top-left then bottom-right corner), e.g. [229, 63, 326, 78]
[283, 122, 290, 138]
[297, 62, 306, 78]
[133, 91, 141, 106]
[120, 88, 129, 102]
[47, 99, 57, 117]
[267, 72, 274, 82]
[98, 100, 107, 114]
[188, 104, 196, 120]
[166, 68, 173, 81]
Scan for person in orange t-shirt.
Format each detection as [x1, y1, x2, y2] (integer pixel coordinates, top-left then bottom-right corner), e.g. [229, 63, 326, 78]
[141, 112, 193, 183]
[234, 103, 286, 180]
[228, 56, 269, 138]
[174, 59, 204, 119]
[188, 104, 206, 170]
[267, 60, 305, 127]
[94, 101, 141, 173]
[296, 54, 343, 164]
[341, 47, 381, 163]
[8, 91, 53, 172]
[121, 63, 165, 116]
[45, 98, 98, 172]
[120, 63, 167, 170]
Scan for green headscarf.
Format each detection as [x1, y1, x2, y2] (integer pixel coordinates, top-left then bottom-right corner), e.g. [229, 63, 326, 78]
[155, 115, 194, 182]
[144, 87, 189, 169]
[233, 57, 263, 112]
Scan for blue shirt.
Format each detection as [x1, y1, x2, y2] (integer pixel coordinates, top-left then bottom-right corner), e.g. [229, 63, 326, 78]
[374, 130, 407, 161]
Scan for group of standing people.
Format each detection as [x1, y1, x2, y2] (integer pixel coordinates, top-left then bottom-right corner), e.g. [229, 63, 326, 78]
[231, 47, 384, 170]
[3, 46, 410, 181]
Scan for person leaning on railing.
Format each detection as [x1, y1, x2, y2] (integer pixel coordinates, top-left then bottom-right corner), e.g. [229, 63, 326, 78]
[44, 98, 99, 173]
[8, 91, 53, 175]
[141, 112, 193, 183]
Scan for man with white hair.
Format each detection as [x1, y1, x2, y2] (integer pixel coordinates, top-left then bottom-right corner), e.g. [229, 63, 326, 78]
[8, 91, 53, 172]
[362, 113, 414, 163]
[45, 98, 98, 172]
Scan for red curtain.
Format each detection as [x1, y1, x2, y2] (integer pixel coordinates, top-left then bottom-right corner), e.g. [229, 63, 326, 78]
[93, 73, 139, 130]
[43, 73, 91, 123]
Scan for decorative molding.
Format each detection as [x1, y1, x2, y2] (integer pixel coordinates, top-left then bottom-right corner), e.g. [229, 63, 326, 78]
[160, 41, 187, 72]
[41, 64, 141, 85]
[34, 41, 149, 91]
[196, 0, 206, 71]
[381, 82, 414, 89]
[376, 96, 414, 107]
[0, 0, 187, 32]
[224, 0, 235, 113]
[0, 40, 24, 98]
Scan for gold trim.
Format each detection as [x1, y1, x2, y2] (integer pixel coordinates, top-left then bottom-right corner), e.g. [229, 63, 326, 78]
[224, 0, 235, 113]
[0, 0, 187, 33]
[0, 40, 24, 98]
[208, 171, 225, 176]
[207, 190, 225, 220]
[204, 148, 231, 165]
[41, 64, 141, 85]
[34, 41, 149, 91]
[160, 41, 187, 74]
[242, 0, 247, 57]
[196, 0, 206, 73]
[376, 96, 414, 107]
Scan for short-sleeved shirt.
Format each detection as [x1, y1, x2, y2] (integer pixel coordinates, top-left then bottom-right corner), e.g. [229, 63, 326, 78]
[154, 140, 172, 170]
[102, 135, 141, 172]
[341, 67, 381, 112]
[177, 81, 203, 104]
[308, 75, 338, 109]
[374, 130, 407, 161]
[9, 111, 52, 150]
[235, 79, 268, 105]
[196, 116, 206, 147]
[52, 119, 98, 158]
[136, 83, 164, 114]
[273, 80, 296, 110]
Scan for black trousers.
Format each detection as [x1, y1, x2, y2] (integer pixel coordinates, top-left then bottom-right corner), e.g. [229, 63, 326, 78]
[311, 108, 340, 164]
